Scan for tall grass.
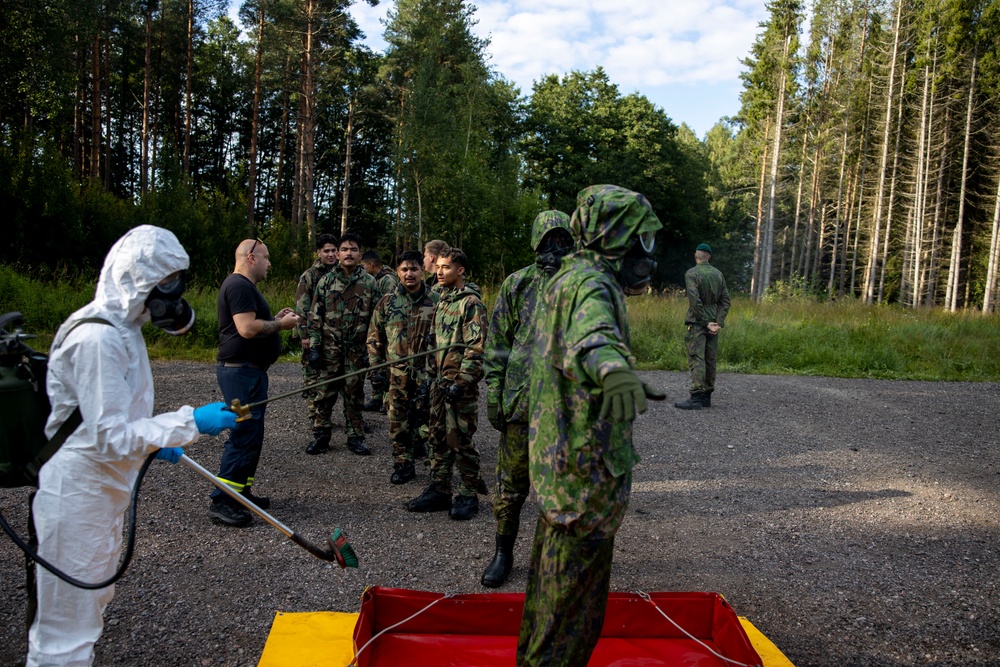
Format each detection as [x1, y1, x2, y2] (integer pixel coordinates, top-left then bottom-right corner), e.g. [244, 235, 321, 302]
[5, 265, 999, 381]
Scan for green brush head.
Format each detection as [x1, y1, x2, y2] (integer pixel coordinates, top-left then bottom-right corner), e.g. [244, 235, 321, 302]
[329, 528, 359, 569]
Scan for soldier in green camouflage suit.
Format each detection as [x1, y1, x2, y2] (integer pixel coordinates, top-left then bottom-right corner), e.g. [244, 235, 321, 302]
[366, 250, 439, 485]
[674, 243, 730, 410]
[481, 210, 574, 588]
[306, 232, 377, 456]
[362, 250, 401, 412]
[407, 248, 488, 520]
[295, 233, 339, 429]
[517, 185, 663, 667]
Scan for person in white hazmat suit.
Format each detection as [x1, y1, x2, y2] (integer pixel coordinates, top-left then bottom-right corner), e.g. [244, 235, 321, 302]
[27, 225, 237, 667]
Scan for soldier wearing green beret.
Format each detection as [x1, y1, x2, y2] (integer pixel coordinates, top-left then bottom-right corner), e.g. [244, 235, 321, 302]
[517, 185, 665, 667]
[674, 242, 730, 410]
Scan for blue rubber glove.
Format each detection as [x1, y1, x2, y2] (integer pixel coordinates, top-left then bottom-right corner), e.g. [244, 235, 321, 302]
[155, 447, 183, 464]
[194, 402, 238, 435]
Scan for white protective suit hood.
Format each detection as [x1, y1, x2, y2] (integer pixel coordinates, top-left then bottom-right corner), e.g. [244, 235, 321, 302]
[29, 225, 200, 667]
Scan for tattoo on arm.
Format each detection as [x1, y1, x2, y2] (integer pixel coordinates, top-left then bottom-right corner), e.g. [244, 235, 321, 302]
[257, 319, 282, 337]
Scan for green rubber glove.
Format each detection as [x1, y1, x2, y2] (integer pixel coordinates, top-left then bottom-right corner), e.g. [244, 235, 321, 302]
[487, 400, 504, 431]
[599, 369, 647, 422]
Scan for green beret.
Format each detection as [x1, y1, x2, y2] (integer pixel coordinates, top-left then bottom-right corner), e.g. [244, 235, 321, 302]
[696, 243, 713, 254]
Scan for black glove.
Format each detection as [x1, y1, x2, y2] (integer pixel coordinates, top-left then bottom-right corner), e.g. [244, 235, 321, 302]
[306, 346, 323, 370]
[370, 369, 389, 393]
[445, 382, 464, 404]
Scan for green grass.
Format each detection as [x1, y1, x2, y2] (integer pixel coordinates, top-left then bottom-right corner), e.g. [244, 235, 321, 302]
[4, 265, 999, 381]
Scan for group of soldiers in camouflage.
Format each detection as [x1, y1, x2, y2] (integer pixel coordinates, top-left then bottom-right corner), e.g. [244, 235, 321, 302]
[292, 184, 701, 667]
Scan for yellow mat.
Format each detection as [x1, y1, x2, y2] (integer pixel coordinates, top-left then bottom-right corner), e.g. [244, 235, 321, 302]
[257, 611, 795, 667]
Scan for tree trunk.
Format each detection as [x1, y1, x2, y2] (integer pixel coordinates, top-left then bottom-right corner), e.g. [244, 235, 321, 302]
[759, 34, 792, 299]
[790, 111, 810, 280]
[864, 0, 903, 304]
[340, 94, 356, 235]
[300, 0, 317, 240]
[183, 0, 194, 176]
[877, 46, 908, 303]
[945, 53, 977, 312]
[141, 3, 152, 195]
[926, 109, 951, 306]
[750, 116, 771, 299]
[984, 172, 1000, 313]
[273, 54, 292, 218]
[829, 124, 849, 296]
[248, 1, 266, 234]
[91, 32, 102, 181]
[910, 61, 932, 307]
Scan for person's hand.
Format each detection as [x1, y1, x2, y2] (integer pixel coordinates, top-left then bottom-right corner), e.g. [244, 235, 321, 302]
[275, 307, 296, 318]
[599, 369, 647, 423]
[278, 311, 301, 330]
[301, 339, 311, 350]
[445, 382, 464, 404]
[155, 447, 183, 464]
[487, 400, 504, 431]
[306, 346, 323, 370]
[194, 402, 238, 435]
[707, 322, 722, 335]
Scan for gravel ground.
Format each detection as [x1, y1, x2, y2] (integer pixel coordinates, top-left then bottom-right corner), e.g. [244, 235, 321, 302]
[1, 362, 998, 667]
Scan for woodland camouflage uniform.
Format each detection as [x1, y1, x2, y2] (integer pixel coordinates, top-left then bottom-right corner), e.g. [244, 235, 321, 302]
[295, 258, 336, 423]
[484, 210, 572, 537]
[517, 185, 662, 667]
[366, 281, 439, 464]
[308, 265, 377, 437]
[684, 260, 730, 395]
[368, 265, 402, 409]
[428, 283, 488, 496]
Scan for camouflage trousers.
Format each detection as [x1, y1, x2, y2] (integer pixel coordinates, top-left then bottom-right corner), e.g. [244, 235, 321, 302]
[312, 362, 365, 438]
[516, 515, 616, 667]
[428, 383, 484, 496]
[685, 324, 718, 394]
[493, 421, 529, 536]
[386, 377, 429, 464]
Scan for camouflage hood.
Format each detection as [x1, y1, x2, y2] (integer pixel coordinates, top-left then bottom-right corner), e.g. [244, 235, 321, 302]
[530, 210, 572, 252]
[439, 281, 482, 304]
[570, 184, 663, 260]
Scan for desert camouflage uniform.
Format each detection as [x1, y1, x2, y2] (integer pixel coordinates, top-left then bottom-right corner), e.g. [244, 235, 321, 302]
[366, 282, 439, 464]
[517, 185, 662, 667]
[428, 283, 487, 497]
[308, 265, 377, 437]
[295, 258, 336, 423]
[485, 211, 571, 537]
[684, 262, 730, 395]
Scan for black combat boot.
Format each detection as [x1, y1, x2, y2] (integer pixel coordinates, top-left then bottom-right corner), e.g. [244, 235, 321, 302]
[407, 483, 451, 512]
[347, 436, 371, 456]
[305, 427, 332, 455]
[362, 397, 382, 412]
[390, 461, 416, 485]
[700, 391, 712, 408]
[481, 533, 517, 588]
[449, 495, 479, 520]
[674, 394, 703, 410]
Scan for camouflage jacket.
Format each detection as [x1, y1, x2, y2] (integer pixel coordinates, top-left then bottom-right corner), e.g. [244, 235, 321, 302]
[309, 265, 377, 369]
[372, 266, 400, 304]
[366, 282, 440, 383]
[684, 262, 731, 327]
[528, 249, 638, 539]
[430, 283, 486, 391]
[484, 263, 546, 424]
[294, 258, 335, 339]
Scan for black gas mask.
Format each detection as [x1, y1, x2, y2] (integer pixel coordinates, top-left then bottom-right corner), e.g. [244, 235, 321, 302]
[535, 230, 575, 276]
[146, 271, 195, 335]
[619, 231, 657, 296]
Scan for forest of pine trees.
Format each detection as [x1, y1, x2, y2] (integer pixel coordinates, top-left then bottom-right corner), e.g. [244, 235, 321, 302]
[2, 0, 998, 309]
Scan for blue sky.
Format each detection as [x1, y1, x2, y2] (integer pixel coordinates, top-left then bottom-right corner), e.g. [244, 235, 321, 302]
[348, 0, 771, 138]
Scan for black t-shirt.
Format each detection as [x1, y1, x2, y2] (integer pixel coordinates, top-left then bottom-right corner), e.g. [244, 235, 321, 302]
[216, 273, 280, 368]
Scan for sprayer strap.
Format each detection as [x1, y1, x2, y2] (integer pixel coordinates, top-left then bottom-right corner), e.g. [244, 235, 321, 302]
[24, 317, 113, 483]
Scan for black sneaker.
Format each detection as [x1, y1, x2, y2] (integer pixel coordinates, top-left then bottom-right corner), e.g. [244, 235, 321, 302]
[241, 489, 271, 510]
[407, 484, 451, 512]
[208, 500, 252, 527]
[449, 495, 479, 520]
[390, 461, 416, 485]
[347, 437, 371, 456]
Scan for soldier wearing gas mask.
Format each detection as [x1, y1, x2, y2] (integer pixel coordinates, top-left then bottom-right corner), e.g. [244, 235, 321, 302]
[517, 186, 665, 667]
[481, 210, 573, 588]
[28, 226, 236, 667]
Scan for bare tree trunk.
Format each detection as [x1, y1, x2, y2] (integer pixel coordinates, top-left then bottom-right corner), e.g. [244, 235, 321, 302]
[300, 0, 318, 241]
[247, 1, 266, 234]
[984, 173, 1000, 313]
[910, 61, 932, 307]
[759, 34, 792, 299]
[141, 3, 152, 195]
[103, 22, 111, 190]
[829, 123, 849, 296]
[340, 95, 356, 235]
[91, 32, 102, 180]
[750, 116, 771, 300]
[877, 49, 908, 303]
[274, 54, 292, 217]
[926, 110, 951, 306]
[790, 114, 810, 280]
[864, 0, 903, 303]
[945, 52, 977, 312]
[183, 0, 194, 176]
